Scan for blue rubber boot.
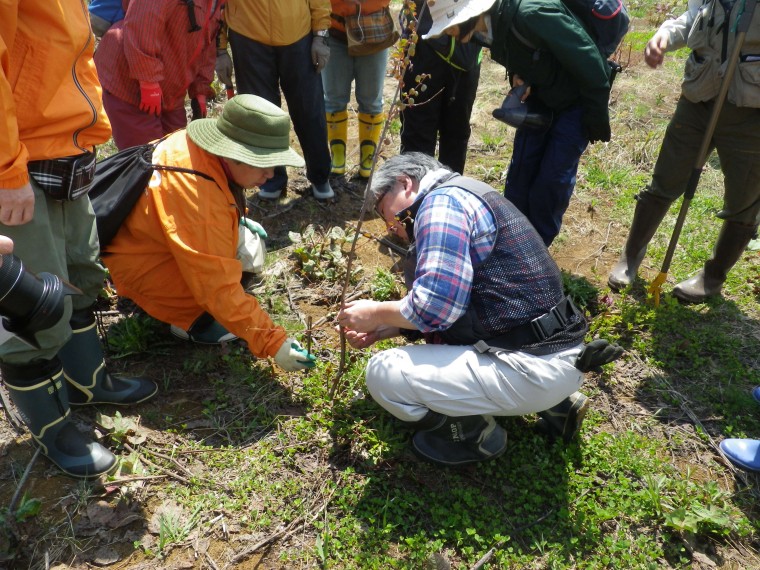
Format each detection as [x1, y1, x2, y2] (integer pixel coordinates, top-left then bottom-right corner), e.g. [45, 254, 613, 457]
[720, 439, 760, 472]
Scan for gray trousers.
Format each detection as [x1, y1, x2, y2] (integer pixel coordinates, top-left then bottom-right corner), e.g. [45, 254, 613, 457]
[0, 181, 104, 364]
[365, 343, 584, 422]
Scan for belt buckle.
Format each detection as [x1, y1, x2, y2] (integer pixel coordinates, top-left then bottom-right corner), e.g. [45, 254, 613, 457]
[529, 316, 549, 341]
[551, 301, 568, 329]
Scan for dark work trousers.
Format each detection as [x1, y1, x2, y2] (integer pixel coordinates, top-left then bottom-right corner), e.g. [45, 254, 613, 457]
[504, 104, 589, 246]
[229, 30, 331, 191]
[400, 39, 481, 175]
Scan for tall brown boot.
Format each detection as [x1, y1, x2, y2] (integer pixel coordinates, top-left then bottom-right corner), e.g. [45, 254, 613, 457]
[608, 191, 673, 291]
[673, 221, 758, 303]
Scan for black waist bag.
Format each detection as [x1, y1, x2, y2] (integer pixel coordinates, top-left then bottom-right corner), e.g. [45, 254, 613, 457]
[90, 142, 213, 247]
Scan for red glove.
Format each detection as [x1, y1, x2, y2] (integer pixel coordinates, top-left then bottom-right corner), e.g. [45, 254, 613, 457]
[194, 94, 208, 118]
[138, 81, 162, 116]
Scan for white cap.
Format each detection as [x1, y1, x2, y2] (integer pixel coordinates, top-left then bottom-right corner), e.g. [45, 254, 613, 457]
[422, 0, 498, 40]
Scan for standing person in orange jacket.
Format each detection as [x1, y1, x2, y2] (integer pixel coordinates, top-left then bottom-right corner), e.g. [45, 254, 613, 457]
[323, 0, 395, 179]
[0, 0, 156, 478]
[100, 95, 318, 372]
[94, 0, 225, 150]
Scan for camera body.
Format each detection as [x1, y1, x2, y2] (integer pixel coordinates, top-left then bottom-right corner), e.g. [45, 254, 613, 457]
[0, 254, 81, 348]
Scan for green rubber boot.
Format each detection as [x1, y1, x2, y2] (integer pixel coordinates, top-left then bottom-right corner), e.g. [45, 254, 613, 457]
[608, 191, 672, 291]
[59, 309, 157, 406]
[673, 221, 758, 303]
[2, 359, 116, 478]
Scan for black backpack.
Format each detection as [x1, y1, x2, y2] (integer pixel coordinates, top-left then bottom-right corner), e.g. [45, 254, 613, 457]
[89, 142, 213, 247]
[561, 0, 630, 59]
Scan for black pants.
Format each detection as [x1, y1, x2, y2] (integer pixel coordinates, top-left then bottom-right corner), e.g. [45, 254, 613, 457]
[229, 30, 331, 188]
[400, 40, 481, 174]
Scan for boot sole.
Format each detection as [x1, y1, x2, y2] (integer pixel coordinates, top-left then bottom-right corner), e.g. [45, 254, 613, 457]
[411, 425, 508, 466]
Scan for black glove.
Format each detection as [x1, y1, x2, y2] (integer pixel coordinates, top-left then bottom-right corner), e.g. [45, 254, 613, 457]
[574, 339, 624, 373]
[583, 109, 611, 143]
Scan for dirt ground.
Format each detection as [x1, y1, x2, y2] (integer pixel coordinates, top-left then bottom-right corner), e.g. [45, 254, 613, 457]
[1, 41, 758, 570]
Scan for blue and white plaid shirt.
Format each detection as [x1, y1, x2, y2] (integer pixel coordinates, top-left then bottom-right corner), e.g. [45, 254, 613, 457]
[399, 175, 498, 332]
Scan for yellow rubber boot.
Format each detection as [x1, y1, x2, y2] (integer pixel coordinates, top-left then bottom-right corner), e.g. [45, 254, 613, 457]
[358, 112, 385, 179]
[326, 110, 348, 175]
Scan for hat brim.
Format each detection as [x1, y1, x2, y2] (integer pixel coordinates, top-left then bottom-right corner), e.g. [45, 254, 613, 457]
[187, 119, 305, 169]
[422, 0, 497, 40]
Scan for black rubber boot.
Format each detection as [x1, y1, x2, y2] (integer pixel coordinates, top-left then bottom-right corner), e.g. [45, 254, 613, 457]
[59, 309, 157, 406]
[1, 359, 116, 478]
[608, 191, 672, 291]
[411, 414, 508, 466]
[536, 392, 589, 444]
[673, 221, 758, 303]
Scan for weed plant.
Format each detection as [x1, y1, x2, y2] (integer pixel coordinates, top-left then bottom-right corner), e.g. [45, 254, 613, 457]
[6, 1, 759, 568]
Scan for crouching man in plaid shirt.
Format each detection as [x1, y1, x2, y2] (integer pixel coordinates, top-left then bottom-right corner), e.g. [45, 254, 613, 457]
[338, 153, 618, 466]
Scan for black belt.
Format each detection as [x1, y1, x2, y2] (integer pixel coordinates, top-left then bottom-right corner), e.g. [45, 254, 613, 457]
[475, 296, 582, 353]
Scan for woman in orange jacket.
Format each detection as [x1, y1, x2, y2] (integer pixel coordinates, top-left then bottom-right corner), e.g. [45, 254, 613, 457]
[101, 95, 317, 372]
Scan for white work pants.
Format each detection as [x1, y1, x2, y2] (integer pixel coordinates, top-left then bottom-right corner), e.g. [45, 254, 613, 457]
[365, 343, 584, 422]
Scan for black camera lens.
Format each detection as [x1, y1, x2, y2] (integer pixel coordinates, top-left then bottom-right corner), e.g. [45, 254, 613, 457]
[0, 254, 81, 348]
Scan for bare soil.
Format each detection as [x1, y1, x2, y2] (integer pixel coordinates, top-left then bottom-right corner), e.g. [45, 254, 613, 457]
[1, 44, 759, 570]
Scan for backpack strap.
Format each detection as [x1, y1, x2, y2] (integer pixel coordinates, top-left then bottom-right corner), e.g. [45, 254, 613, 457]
[151, 164, 215, 182]
[182, 0, 202, 32]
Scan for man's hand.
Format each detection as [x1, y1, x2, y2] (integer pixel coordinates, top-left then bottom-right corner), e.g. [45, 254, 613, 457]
[0, 235, 14, 255]
[274, 337, 317, 371]
[644, 31, 669, 68]
[139, 81, 162, 116]
[216, 49, 234, 86]
[311, 36, 330, 73]
[511, 74, 531, 100]
[0, 184, 35, 226]
[342, 325, 401, 349]
[337, 299, 384, 332]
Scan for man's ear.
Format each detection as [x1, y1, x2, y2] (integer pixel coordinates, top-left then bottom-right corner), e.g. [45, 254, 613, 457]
[401, 175, 418, 198]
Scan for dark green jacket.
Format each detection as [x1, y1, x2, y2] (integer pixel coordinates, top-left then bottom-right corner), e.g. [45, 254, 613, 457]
[489, 0, 610, 130]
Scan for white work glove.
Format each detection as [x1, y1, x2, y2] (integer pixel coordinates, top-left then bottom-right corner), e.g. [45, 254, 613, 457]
[237, 218, 267, 275]
[274, 337, 317, 371]
[311, 36, 330, 73]
[216, 49, 234, 86]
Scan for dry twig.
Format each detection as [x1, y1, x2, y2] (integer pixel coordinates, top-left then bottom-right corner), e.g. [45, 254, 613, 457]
[330, 1, 427, 399]
[226, 482, 338, 567]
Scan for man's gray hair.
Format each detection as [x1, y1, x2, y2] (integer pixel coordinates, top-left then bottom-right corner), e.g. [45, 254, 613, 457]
[366, 152, 449, 208]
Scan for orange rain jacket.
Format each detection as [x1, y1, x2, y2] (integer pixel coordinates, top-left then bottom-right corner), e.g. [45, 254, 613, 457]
[101, 130, 287, 358]
[0, 0, 111, 189]
[329, 0, 390, 35]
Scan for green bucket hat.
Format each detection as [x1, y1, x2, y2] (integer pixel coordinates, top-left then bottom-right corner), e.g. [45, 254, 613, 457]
[187, 94, 305, 169]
